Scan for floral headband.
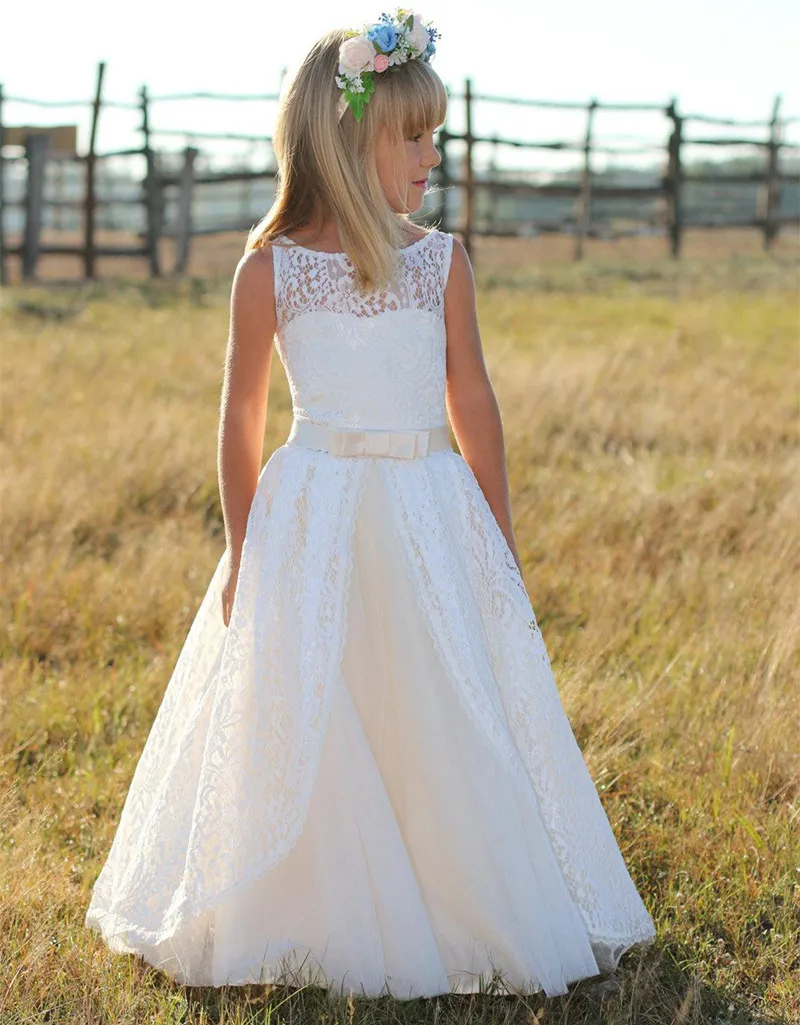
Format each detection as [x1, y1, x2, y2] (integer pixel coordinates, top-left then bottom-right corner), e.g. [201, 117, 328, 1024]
[335, 8, 440, 122]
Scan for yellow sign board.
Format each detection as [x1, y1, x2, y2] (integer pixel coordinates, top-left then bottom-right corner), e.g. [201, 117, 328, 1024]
[3, 125, 78, 155]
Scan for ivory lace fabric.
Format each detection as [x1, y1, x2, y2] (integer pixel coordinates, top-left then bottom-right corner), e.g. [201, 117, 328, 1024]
[85, 228, 656, 997]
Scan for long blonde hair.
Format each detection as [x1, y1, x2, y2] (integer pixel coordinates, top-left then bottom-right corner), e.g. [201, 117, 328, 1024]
[245, 27, 447, 294]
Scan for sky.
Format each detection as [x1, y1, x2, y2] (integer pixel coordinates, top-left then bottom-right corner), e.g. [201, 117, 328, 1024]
[2, 0, 798, 174]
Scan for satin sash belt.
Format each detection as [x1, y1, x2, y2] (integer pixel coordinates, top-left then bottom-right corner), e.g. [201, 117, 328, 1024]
[287, 418, 452, 459]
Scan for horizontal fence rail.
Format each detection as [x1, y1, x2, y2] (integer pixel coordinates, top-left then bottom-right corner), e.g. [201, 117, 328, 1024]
[0, 62, 798, 283]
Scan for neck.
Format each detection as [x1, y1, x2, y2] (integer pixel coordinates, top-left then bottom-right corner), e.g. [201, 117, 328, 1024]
[290, 216, 413, 249]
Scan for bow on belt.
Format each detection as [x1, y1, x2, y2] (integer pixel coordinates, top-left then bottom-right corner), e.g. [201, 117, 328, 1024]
[287, 418, 452, 459]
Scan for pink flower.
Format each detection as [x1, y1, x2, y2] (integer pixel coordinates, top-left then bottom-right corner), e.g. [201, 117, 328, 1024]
[374, 53, 390, 73]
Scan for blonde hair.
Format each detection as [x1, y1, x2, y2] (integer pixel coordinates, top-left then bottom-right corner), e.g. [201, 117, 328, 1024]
[245, 27, 447, 294]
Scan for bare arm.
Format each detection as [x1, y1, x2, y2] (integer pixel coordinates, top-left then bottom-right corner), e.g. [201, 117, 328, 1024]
[444, 238, 522, 573]
[218, 245, 276, 565]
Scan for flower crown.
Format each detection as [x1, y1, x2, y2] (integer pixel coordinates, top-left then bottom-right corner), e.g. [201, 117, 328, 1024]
[335, 8, 441, 122]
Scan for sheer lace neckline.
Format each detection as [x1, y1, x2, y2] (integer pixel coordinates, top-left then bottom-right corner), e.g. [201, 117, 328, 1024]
[276, 230, 435, 261]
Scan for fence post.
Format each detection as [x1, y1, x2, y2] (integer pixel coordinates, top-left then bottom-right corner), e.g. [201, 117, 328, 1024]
[574, 98, 597, 260]
[22, 133, 49, 280]
[174, 145, 198, 274]
[434, 125, 450, 233]
[84, 61, 105, 279]
[664, 98, 683, 259]
[487, 132, 499, 235]
[463, 77, 474, 264]
[761, 94, 782, 252]
[140, 85, 162, 277]
[0, 84, 6, 286]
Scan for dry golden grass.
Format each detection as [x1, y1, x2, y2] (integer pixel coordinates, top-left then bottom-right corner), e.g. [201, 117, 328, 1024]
[0, 235, 798, 1024]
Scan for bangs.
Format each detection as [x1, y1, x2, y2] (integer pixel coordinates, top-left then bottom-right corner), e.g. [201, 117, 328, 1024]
[402, 67, 447, 135]
[375, 60, 447, 137]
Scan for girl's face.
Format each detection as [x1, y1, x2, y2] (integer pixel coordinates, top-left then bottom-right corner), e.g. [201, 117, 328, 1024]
[375, 124, 442, 214]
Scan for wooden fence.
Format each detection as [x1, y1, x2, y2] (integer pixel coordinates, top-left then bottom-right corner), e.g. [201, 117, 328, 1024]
[0, 61, 798, 283]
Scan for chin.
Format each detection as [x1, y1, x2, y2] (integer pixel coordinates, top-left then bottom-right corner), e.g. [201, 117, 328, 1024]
[396, 195, 423, 215]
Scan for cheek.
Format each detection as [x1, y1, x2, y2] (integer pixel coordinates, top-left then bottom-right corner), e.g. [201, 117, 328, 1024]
[377, 146, 402, 186]
[385, 163, 405, 195]
[387, 152, 410, 190]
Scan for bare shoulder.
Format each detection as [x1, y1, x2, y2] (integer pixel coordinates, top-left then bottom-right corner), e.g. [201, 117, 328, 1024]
[228, 244, 278, 345]
[447, 235, 471, 270]
[231, 246, 276, 325]
[444, 235, 475, 302]
[233, 244, 275, 295]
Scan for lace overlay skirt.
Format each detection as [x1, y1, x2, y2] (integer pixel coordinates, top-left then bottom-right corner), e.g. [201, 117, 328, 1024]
[85, 443, 656, 997]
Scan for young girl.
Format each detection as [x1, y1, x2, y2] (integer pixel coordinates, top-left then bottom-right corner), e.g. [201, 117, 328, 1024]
[85, 9, 656, 1000]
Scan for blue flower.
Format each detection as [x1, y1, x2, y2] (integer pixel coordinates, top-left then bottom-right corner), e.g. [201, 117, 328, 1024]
[425, 40, 436, 59]
[367, 22, 397, 53]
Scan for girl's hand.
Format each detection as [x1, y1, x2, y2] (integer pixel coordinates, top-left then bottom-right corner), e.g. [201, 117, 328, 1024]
[221, 548, 242, 627]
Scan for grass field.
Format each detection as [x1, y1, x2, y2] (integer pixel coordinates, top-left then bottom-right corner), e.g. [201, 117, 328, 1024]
[1, 233, 798, 1024]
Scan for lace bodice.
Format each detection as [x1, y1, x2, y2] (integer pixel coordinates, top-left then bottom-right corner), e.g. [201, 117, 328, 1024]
[271, 229, 454, 431]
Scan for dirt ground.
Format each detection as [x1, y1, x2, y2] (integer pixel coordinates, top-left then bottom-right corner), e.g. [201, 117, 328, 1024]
[2, 225, 798, 285]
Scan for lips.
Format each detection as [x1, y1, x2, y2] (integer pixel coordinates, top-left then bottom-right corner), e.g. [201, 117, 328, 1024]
[412, 178, 428, 187]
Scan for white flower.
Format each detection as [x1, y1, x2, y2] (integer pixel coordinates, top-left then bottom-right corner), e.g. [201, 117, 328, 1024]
[388, 41, 411, 66]
[336, 70, 365, 93]
[339, 35, 375, 76]
[403, 13, 430, 55]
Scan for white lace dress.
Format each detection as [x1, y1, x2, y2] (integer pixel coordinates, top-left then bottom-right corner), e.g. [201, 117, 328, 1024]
[84, 228, 656, 998]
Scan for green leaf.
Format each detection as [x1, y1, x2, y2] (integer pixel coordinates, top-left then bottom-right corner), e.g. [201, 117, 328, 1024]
[344, 73, 375, 122]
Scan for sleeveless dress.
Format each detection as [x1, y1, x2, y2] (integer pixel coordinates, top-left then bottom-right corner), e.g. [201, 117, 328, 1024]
[84, 227, 656, 998]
